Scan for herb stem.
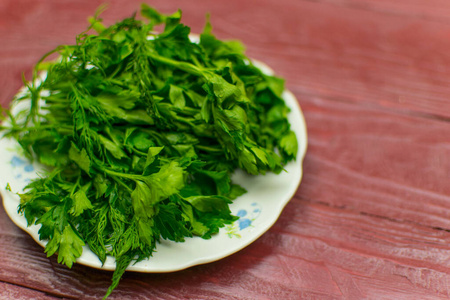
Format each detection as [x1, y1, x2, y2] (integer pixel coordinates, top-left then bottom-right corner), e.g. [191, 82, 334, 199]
[103, 168, 139, 181]
[146, 52, 204, 77]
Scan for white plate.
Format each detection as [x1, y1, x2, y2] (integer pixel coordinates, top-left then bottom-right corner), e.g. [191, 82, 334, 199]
[0, 60, 307, 272]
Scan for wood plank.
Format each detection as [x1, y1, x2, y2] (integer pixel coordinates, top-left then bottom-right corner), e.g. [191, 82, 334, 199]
[226, 0, 450, 120]
[299, 90, 450, 229]
[269, 197, 450, 299]
[0, 281, 58, 300]
[304, 0, 450, 22]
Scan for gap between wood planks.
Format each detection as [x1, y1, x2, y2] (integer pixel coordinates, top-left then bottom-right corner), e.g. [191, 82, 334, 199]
[291, 86, 450, 129]
[299, 194, 450, 233]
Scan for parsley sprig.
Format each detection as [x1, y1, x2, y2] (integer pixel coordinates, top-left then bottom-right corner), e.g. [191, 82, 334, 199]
[2, 4, 298, 298]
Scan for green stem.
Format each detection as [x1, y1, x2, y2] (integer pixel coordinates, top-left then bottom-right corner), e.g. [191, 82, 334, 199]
[194, 144, 223, 153]
[103, 168, 140, 181]
[112, 176, 134, 193]
[146, 52, 205, 77]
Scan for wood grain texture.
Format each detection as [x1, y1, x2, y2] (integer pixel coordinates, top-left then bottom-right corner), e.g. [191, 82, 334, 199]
[303, 0, 450, 22]
[0, 281, 57, 300]
[1, 0, 450, 299]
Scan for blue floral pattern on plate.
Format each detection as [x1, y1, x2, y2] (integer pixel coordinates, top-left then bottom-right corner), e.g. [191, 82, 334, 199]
[10, 153, 35, 183]
[226, 202, 262, 238]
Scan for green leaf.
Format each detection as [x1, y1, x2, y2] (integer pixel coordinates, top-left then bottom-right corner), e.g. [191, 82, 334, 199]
[194, 169, 231, 195]
[57, 225, 85, 268]
[69, 189, 93, 217]
[227, 184, 247, 200]
[131, 181, 158, 219]
[154, 202, 191, 242]
[169, 85, 186, 108]
[68, 143, 91, 174]
[251, 147, 269, 166]
[238, 147, 258, 175]
[141, 3, 168, 27]
[45, 225, 85, 269]
[36, 209, 56, 240]
[264, 74, 285, 97]
[182, 195, 231, 213]
[145, 146, 164, 168]
[131, 161, 185, 245]
[103, 254, 133, 300]
[44, 228, 61, 258]
[144, 161, 185, 200]
[215, 105, 247, 132]
[279, 130, 298, 158]
[178, 200, 209, 236]
[98, 134, 127, 160]
[204, 72, 242, 102]
[93, 174, 108, 198]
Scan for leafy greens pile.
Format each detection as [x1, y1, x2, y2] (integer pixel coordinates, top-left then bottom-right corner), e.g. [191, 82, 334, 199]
[1, 4, 298, 298]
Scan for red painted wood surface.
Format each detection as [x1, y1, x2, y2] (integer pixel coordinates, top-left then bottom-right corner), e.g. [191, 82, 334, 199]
[2, 0, 450, 299]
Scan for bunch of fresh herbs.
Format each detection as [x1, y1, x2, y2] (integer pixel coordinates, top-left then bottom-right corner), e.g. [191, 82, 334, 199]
[1, 4, 298, 298]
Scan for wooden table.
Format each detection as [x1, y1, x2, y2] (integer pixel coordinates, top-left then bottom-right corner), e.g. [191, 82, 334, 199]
[2, 0, 450, 299]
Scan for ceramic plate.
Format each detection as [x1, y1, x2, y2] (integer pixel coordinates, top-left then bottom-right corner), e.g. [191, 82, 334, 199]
[0, 60, 307, 272]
